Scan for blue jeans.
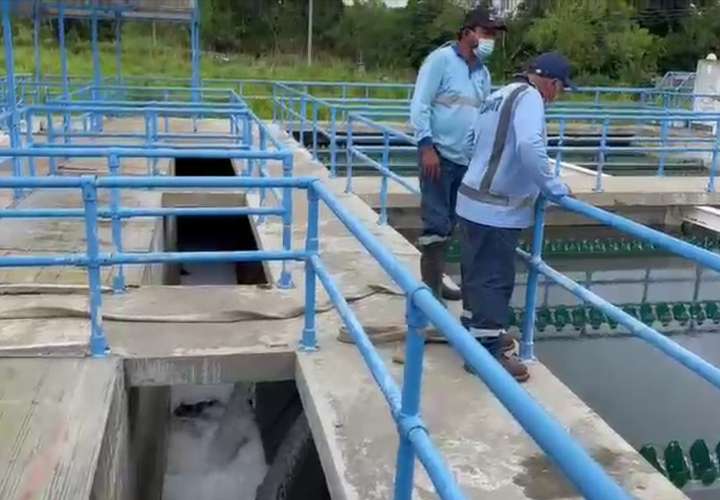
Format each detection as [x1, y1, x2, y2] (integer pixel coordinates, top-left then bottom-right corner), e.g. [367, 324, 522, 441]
[458, 216, 520, 333]
[419, 153, 467, 247]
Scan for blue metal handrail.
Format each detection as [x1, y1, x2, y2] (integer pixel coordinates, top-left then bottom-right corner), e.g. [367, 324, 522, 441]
[272, 85, 720, 197]
[329, 108, 720, 406]
[0, 172, 629, 499]
[268, 89, 720, 496]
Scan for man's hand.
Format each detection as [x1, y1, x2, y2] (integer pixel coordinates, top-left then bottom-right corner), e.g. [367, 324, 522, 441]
[420, 146, 441, 181]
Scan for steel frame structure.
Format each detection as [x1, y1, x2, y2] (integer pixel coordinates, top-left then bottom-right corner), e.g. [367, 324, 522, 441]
[16, 0, 201, 122]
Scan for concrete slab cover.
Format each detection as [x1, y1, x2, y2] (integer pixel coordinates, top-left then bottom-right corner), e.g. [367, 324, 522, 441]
[297, 344, 685, 500]
[0, 358, 121, 500]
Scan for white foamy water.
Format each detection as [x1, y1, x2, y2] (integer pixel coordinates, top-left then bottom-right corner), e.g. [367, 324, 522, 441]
[163, 384, 268, 500]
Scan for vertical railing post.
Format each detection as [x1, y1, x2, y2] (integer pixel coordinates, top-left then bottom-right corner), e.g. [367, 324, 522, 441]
[58, 2, 70, 146]
[278, 91, 286, 129]
[2, 0, 22, 201]
[243, 114, 252, 146]
[258, 126, 268, 223]
[301, 185, 319, 351]
[190, 5, 201, 103]
[707, 119, 720, 192]
[657, 112, 669, 176]
[108, 155, 125, 292]
[594, 118, 609, 192]
[33, 0, 41, 87]
[277, 155, 295, 289]
[345, 115, 354, 193]
[144, 111, 152, 174]
[81, 177, 109, 357]
[271, 84, 278, 122]
[245, 117, 254, 177]
[393, 297, 428, 500]
[299, 93, 307, 148]
[554, 118, 566, 176]
[164, 90, 170, 132]
[329, 106, 337, 177]
[25, 109, 36, 176]
[378, 130, 390, 225]
[692, 265, 702, 331]
[47, 112, 57, 174]
[520, 196, 547, 361]
[151, 112, 159, 175]
[311, 99, 319, 160]
[90, 1, 102, 132]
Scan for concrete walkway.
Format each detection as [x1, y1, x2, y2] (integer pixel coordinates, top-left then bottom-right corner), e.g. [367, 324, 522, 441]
[0, 358, 126, 500]
[250, 126, 684, 499]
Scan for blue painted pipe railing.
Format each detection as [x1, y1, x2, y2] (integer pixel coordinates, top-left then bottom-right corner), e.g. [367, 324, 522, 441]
[272, 87, 720, 203]
[310, 180, 630, 500]
[0, 170, 632, 498]
[271, 84, 720, 496]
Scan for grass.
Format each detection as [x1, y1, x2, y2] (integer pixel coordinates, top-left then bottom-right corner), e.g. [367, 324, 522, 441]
[1, 24, 651, 116]
[0, 26, 415, 117]
[1, 23, 414, 83]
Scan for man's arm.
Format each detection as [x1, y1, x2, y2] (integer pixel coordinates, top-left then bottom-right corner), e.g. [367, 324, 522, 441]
[513, 91, 570, 198]
[410, 51, 443, 149]
[410, 51, 444, 180]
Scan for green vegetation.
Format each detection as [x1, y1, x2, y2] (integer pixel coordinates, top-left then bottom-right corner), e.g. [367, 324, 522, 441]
[1, 23, 412, 83]
[3, 0, 720, 87]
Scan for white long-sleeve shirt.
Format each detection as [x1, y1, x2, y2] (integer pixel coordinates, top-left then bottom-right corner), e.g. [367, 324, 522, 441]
[456, 80, 569, 228]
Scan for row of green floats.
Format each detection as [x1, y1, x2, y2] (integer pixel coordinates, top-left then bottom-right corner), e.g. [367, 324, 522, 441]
[640, 440, 720, 488]
[508, 301, 720, 332]
[446, 235, 720, 261]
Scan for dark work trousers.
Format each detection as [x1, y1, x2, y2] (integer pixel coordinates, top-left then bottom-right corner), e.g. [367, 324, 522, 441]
[418, 153, 467, 247]
[458, 216, 520, 336]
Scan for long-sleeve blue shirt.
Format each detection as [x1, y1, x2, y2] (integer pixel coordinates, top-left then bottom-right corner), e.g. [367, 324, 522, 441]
[456, 81, 570, 229]
[410, 43, 491, 167]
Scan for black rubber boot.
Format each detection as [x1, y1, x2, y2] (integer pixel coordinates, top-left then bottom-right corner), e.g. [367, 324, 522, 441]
[441, 274, 461, 301]
[420, 241, 446, 302]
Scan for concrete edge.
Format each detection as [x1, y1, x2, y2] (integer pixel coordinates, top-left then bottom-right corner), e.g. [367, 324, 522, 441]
[124, 351, 296, 386]
[295, 353, 352, 500]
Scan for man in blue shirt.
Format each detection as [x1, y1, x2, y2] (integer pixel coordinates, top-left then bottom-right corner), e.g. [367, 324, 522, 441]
[409, 6, 504, 305]
[457, 52, 575, 382]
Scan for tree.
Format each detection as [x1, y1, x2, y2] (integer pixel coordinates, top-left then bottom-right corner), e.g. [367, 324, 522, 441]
[404, 0, 466, 69]
[332, 1, 407, 68]
[525, 0, 661, 84]
[660, 3, 720, 72]
[201, 0, 342, 55]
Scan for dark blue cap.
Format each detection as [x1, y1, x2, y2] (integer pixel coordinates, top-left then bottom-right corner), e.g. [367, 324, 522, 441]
[528, 52, 577, 90]
[463, 7, 507, 32]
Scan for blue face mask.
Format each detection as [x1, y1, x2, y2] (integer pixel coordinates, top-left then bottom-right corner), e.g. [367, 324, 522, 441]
[473, 38, 495, 61]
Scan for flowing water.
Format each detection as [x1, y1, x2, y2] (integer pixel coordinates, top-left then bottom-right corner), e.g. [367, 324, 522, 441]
[163, 384, 268, 500]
